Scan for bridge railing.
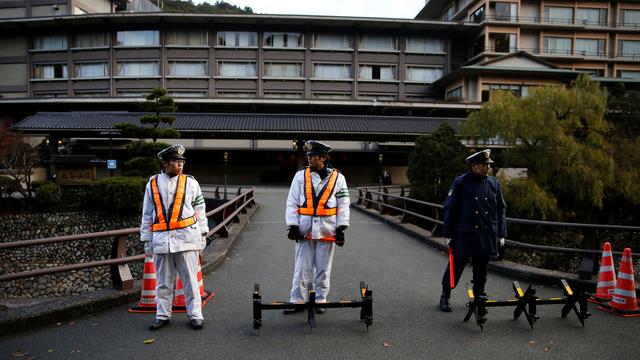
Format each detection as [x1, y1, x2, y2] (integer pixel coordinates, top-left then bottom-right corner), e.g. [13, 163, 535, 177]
[0, 187, 256, 289]
[355, 186, 640, 277]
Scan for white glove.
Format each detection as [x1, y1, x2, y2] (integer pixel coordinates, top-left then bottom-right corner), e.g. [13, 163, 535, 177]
[445, 238, 452, 246]
[201, 235, 208, 250]
[144, 241, 152, 256]
[499, 238, 505, 247]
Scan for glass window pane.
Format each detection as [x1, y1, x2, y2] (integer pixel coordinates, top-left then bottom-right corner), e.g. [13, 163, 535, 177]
[75, 62, 108, 78]
[406, 66, 443, 82]
[314, 34, 351, 49]
[359, 35, 396, 51]
[168, 61, 207, 76]
[621, 9, 640, 27]
[406, 37, 444, 53]
[545, 6, 573, 24]
[618, 70, 640, 79]
[33, 64, 68, 79]
[576, 38, 605, 56]
[619, 40, 640, 58]
[264, 62, 302, 77]
[577, 8, 606, 26]
[166, 31, 207, 46]
[116, 31, 159, 46]
[544, 37, 573, 55]
[314, 64, 351, 79]
[34, 35, 67, 50]
[117, 61, 159, 76]
[218, 62, 257, 77]
[74, 33, 108, 48]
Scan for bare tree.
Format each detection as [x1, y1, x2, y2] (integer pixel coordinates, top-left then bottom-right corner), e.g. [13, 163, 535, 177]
[0, 131, 39, 199]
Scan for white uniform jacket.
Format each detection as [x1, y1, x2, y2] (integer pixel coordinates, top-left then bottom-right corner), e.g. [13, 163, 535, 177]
[285, 168, 350, 240]
[140, 172, 209, 253]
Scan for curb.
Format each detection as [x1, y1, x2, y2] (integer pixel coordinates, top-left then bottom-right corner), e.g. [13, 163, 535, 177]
[351, 203, 598, 290]
[0, 204, 259, 336]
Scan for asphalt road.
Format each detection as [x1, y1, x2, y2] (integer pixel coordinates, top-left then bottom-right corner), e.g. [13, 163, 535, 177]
[2, 187, 639, 359]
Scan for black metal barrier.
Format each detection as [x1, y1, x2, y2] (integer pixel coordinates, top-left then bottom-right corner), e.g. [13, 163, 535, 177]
[252, 282, 373, 334]
[464, 279, 590, 331]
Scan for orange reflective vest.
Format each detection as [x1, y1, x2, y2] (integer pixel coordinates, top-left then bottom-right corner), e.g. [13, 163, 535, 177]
[298, 167, 339, 217]
[151, 174, 197, 232]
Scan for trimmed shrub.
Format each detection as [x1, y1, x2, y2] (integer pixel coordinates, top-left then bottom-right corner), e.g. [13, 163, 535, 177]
[35, 181, 62, 207]
[89, 176, 147, 213]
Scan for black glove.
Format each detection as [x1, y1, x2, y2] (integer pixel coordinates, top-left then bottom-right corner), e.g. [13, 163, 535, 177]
[335, 226, 347, 247]
[287, 226, 300, 241]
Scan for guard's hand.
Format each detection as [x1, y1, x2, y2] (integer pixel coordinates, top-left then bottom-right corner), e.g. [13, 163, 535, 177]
[287, 225, 300, 241]
[499, 238, 505, 248]
[144, 241, 153, 256]
[335, 225, 347, 247]
[446, 238, 456, 249]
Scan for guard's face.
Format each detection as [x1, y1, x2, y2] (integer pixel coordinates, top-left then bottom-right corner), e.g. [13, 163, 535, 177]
[471, 162, 491, 177]
[164, 159, 185, 176]
[307, 154, 326, 169]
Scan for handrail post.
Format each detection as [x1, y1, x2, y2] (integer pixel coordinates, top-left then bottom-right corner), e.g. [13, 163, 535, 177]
[110, 234, 134, 290]
[357, 188, 363, 205]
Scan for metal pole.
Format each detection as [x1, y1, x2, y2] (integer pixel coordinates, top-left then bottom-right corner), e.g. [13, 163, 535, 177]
[109, 136, 114, 177]
[224, 151, 228, 200]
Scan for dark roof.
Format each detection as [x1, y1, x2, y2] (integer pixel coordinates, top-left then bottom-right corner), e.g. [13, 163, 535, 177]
[12, 112, 465, 141]
[479, 51, 560, 69]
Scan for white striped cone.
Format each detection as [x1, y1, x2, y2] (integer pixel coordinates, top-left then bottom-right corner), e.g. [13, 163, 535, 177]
[173, 275, 186, 308]
[593, 242, 617, 301]
[139, 255, 157, 306]
[609, 248, 640, 312]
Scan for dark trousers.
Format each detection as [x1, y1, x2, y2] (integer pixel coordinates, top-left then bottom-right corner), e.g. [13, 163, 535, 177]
[441, 256, 490, 297]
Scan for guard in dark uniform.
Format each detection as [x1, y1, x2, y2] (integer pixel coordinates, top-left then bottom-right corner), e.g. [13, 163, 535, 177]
[439, 149, 507, 312]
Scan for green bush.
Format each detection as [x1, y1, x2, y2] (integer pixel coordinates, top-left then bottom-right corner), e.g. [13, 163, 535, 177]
[123, 156, 162, 177]
[89, 176, 147, 213]
[0, 176, 19, 196]
[35, 181, 62, 207]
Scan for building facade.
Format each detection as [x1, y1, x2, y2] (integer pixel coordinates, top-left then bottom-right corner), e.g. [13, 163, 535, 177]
[1, 2, 638, 183]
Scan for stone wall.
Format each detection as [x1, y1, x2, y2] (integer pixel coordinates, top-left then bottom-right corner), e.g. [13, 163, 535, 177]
[0, 211, 143, 299]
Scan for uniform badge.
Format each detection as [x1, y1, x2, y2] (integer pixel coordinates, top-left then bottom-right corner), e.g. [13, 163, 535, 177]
[177, 146, 185, 155]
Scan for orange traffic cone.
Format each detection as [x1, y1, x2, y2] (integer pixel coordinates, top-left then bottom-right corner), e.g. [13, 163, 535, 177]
[589, 242, 617, 304]
[172, 275, 187, 312]
[599, 248, 640, 317]
[128, 254, 157, 313]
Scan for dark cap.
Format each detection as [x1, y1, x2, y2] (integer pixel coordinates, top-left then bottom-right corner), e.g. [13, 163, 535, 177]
[304, 140, 332, 156]
[466, 149, 494, 164]
[157, 144, 186, 161]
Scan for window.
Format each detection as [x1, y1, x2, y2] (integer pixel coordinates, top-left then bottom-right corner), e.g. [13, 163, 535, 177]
[116, 90, 147, 97]
[358, 93, 396, 101]
[216, 90, 256, 98]
[494, 2, 517, 21]
[620, 9, 640, 27]
[264, 62, 303, 78]
[544, 36, 573, 55]
[312, 92, 351, 100]
[359, 35, 396, 51]
[481, 83, 529, 102]
[33, 91, 67, 98]
[313, 34, 351, 49]
[577, 68, 604, 77]
[264, 91, 303, 99]
[576, 8, 607, 26]
[575, 38, 606, 56]
[74, 33, 109, 48]
[406, 66, 443, 82]
[358, 64, 396, 80]
[74, 90, 109, 97]
[33, 64, 68, 79]
[264, 32, 303, 48]
[116, 31, 159, 47]
[618, 40, 640, 58]
[473, 36, 486, 56]
[446, 86, 463, 101]
[33, 35, 67, 50]
[471, 5, 485, 23]
[313, 63, 351, 79]
[116, 61, 159, 76]
[544, 6, 573, 24]
[406, 37, 444, 53]
[492, 33, 517, 53]
[617, 70, 640, 80]
[443, 6, 454, 21]
[169, 91, 207, 98]
[217, 62, 257, 77]
[216, 31, 257, 47]
[166, 30, 208, 46]
[167, 61, 207, 76]
[74, 62, 108, 78]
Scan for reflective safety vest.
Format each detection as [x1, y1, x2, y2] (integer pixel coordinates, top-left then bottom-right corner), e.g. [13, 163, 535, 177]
[151, 174, 197, 232]
[298, 167, 339, 217]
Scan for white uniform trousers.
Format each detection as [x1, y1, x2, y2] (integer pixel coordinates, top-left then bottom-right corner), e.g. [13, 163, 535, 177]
[289, 240, 336, 303]
[154, 250, 204, 321]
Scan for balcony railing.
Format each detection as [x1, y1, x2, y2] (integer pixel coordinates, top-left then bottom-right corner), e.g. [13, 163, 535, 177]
[478, 46, 634, 60]
[471, 15, 640, 29]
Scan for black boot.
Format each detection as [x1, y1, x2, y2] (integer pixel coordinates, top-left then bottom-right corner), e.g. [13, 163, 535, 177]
[439, 287, 452, 312]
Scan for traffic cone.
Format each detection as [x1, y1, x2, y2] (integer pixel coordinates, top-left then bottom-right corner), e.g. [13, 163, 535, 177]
[599, 248, 640, 317]
[128, 254, 157, 313]
[197, 258, 216, 306]
[588, 242, 617, 304]
[172, 275, 187, 312]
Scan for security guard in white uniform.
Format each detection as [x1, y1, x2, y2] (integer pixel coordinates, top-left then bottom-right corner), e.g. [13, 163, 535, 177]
[140, 144, 209, 330]
[284, 141, 350, 314]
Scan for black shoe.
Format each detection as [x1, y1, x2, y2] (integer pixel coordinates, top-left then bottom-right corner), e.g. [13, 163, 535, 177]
[189, 319, 204, 330]
[283, 308, 304, 315]
[315, 308, 326, 314]
[439, 295, 452, 312]
[149, 319, 170, 330]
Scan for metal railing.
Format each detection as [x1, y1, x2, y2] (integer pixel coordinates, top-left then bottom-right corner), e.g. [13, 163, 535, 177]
[355, 186, 640, 276]
[471, 15, 640, 29]
[0, 187, 256, 289]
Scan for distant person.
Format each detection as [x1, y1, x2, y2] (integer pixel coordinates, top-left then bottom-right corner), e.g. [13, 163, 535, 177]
[382, 169, 392, 186]
[438, 149, 506, 318]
